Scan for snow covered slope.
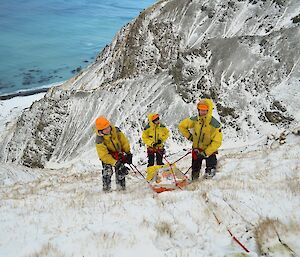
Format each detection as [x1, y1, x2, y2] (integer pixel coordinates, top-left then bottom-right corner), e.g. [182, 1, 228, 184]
[0, 2, 300, 255]
[0, 0, 299, 168]
[0, 129, 299, 257]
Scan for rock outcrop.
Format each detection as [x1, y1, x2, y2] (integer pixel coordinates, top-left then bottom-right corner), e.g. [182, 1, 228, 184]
[1, 0, 299, 168]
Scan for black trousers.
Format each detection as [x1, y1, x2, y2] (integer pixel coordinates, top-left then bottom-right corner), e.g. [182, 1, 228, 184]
[147, 148, 164, 167]
[192, 154, 217, 180]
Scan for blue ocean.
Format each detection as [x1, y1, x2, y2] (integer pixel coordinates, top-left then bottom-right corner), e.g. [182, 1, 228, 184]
[0, 0, 155, 96]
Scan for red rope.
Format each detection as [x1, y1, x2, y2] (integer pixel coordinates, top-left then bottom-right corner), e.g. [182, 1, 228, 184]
[170, 151, 191, 165]
[155, 150, 182, 189]
[211, 210, 250, 253]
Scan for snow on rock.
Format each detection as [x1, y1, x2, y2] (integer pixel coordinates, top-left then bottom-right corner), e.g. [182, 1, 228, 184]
[0, 0, 299, 168]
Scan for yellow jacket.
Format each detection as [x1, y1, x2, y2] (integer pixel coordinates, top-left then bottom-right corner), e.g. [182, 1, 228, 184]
[95, 125, 130, 166]
[142, 113, 170, 148]
[178, 99, 222, 156]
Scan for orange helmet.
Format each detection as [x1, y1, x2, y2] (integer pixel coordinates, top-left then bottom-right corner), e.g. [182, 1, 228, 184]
[95, 116, 110, 130]
[152, 113, 159, 121]
[197, 100, 209, 111]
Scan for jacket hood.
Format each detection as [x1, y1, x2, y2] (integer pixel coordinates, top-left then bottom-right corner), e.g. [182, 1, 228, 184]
[198, 98, 214, 121]
[147, 113, 159, 125]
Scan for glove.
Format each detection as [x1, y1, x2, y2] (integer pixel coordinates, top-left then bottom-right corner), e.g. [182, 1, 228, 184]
[125, 152, 132, 164]
[115, 161, 129, 176]
[199, 151, 207, 158]
[152, 139, 162, 147]
[194, 149, 207, 159]
[120, 165, 129, 176]
[115, 160, 124, 170]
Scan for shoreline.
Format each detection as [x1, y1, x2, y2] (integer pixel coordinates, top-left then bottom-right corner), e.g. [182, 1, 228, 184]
[0, 87, 49, 101]
[0, 81, 64, 101]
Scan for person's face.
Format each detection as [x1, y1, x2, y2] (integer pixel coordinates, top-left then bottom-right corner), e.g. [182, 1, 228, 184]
[198, 109, 208, 116]
[100, 126, 111, 135]
[152, 117, 160, 124]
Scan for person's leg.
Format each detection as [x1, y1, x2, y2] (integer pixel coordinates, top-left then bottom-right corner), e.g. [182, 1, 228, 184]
[192, 158, 203, 180]
[116, 175, 126, 190]
[191, 149, 204, 180]
[117, 177, 126, 190]
[147, 148, 155, 167]
[115, 164, 127, 190]
[102, 163, 113, 191]
[156, 149, 164, 165]
[205, 154, 217, 177]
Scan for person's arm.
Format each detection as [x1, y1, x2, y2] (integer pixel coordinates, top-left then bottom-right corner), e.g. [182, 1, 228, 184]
[178, 117, 194, 141]
[160, 125, 170, 143]
[96, 143, 117, 166]
[142, 126, 154, 147]
[205, 127, 222, 156]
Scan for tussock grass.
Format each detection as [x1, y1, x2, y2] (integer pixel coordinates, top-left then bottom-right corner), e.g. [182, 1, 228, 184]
[286, 168, 300, 195]
[25, 243, 66, 257]
[254, 218, 299, 256]
[97, 232, 121, 248]
[155, 221, 173, 238]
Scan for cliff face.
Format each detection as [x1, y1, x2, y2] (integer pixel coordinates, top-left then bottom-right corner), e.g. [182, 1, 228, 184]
[1, 0, 299, 168]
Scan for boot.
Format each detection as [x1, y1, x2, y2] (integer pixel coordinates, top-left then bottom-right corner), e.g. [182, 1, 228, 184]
[116, 179, 126, 191]
[204, 167, 216, 178]
[103, 183, 111, 192]
[191, 169, 200, 181]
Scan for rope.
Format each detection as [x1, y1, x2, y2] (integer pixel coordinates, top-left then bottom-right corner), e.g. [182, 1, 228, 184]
[205, 196, 250, 253]
[137, 149, 191, 166]
[128, 164, 158, 194]
[184, 165, 192, 175]
[170, 151, 191, 165]
[156, 150, 182, 190]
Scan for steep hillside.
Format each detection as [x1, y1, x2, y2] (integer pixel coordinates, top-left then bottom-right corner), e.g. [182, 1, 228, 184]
[0, 0, 299, 168]
[0, 129, 299, 257]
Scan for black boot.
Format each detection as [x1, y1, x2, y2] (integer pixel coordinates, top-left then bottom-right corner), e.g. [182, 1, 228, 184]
[103, 176, 111, 192]
[204, 167, 216, 178]
[116, 178, 126, 191]
[191, 169, 200, 181]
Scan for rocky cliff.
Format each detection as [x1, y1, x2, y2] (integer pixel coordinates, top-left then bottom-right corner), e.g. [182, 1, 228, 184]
[1, 0, 299, 168]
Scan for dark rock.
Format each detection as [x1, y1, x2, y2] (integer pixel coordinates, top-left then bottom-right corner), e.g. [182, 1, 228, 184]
[265, 111, 293, 123]
[228, 1, 235, 8]
[272, 100, 286, 112]
[71, 66, 82, 74]
[292, 127, 300, 136]
[291, 14, 300, 23]
[28, 69, 42, 73]
[216, 103, 239, 118]
[22, 74, 35, 85]
[272, 0, 285, 6]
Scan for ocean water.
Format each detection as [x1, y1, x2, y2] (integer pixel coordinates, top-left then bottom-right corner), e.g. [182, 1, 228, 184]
[0, 0, 155, 95]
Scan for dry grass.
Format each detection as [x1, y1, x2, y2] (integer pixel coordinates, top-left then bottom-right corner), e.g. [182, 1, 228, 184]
[25, 243, 66, 257]
[254, 218, 299, 256]
[286, 167, 300, 195]
[155, 221, 173, 238]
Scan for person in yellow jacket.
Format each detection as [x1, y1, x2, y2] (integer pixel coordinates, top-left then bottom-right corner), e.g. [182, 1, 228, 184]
[95, 116, 132, 191]
[142, 113, 170, 167]
[179, 99, 223, 179]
